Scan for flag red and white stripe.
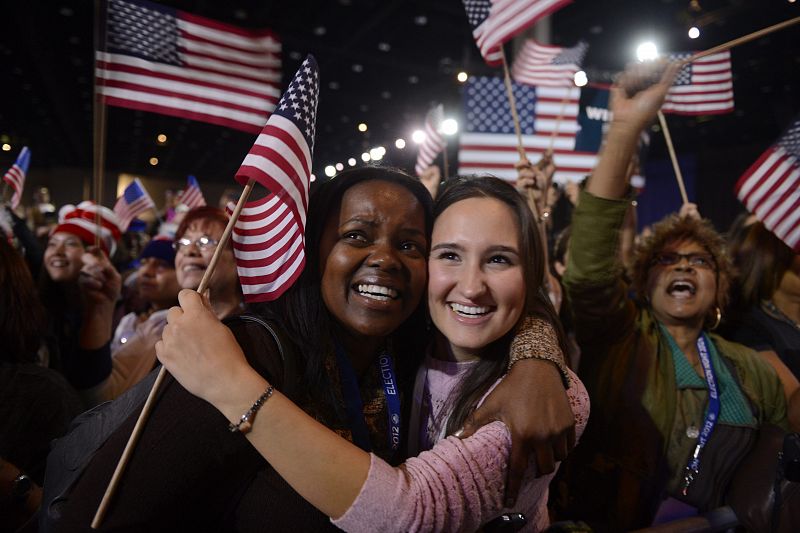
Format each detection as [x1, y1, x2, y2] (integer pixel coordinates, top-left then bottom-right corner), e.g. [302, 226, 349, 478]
[96, 0, 281, 133]
[463, 0, 572, 66]
[177, 175, 206, 209]
[113, 178, 156, 231]
[2, 146, 30, 209]
[662, 51, 734, 115]
[415, 104, 446, 176]
[735, 117, 800, 251]
[458, 78, 594, 182]
[512, 40, 587, 87]
[229, 55, 319, 302]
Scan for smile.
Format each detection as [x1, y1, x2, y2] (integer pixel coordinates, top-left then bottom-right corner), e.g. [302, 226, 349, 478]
[449, 302, 491, 316]
[356, 284, 398, 301]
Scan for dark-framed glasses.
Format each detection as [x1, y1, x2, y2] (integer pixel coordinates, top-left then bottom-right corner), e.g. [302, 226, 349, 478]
[652, 252, 716, 270]
[173, 235, 219, 252]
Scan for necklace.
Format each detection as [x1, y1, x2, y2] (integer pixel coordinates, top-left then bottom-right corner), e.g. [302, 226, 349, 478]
[763, 300, 800, 331]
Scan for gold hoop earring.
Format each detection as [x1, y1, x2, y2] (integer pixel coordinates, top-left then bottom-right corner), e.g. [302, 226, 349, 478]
[709, 306, 722, 331]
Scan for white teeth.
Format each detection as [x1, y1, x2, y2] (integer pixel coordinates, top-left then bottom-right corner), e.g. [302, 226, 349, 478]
[357, 284, 398, 300]
[449, 303, 490, 316]
[183, 264, 205, 272]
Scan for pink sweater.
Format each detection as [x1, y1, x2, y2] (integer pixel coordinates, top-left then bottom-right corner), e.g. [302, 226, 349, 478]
[333, 368, 589, 532]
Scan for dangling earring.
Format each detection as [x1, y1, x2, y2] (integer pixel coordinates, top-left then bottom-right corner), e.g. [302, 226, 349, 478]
[709, 306, 722, 331]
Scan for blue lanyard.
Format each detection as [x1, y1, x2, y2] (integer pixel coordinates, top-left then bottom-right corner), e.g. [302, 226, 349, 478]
[334, 345, 402, 454]
[681, 334, 720, 495]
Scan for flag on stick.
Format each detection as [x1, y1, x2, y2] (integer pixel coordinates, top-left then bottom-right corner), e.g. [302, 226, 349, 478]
[512, 39, 587, 87]
[96, 0, 281, 133]
[463, 0, 572, 66]
[662, 51, 734, 115]
[415, 104, 446, 176]
[735, 116, 800, 252]
[230, 54, 319, 302]
[113, 178, 156, 231]
[177, 175, 206, 208]
[2, 146, 30, 209]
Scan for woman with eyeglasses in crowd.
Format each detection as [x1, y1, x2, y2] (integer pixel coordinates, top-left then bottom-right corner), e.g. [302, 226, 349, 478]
[552, 60, 799, 530]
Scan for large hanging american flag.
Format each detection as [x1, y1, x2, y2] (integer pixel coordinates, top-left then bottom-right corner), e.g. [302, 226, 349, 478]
[2, 146, 30, 209]
[230, 55, 319, 302]
[735, 116, 800, 252]
[662, 51, 734, 115]
[415, 104, 446, 176]
[177, 175, 206, 209]
[512, 40, 588, 87]
[462, 0, 572, 66]
[96, 0, 281, 133]
[114, 178, 156, 231]
[457, 76, 596, 182]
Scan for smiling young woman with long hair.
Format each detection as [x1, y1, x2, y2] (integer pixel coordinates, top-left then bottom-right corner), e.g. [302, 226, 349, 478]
[156, 175, 588, 532]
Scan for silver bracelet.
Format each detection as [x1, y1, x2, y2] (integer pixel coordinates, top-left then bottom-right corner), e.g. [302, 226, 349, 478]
[228, 385, 274, 434]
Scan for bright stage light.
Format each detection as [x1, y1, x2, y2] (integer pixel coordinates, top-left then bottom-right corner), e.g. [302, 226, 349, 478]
[441, 118, 458, 135]
[324, 165, 336, 177]
[335, 162, 344, 171]
[636, 42, 658, 62]
[457, 71, 468, 83]
[395, 138, 406, 149]
[412, 130, 426, 144]
[688, 27, 700, 39]
[357, 123, 368, 132]
[348, 157, 357, 166]
[361, 152, 371, 162]
[574, 70, 588, 87]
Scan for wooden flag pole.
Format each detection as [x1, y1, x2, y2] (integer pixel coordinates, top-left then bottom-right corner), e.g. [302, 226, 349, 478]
[500, 50, 527, 161]
[548, 95, 570, 152]
[92, 0, 109, 248]
[91, 179, 256, 528]
[656, 111, 689, 206]
[442, 141, 450, 180]
[685, 16, 800, 65]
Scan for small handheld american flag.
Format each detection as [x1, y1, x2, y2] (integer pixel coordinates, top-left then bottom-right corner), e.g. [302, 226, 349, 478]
[177, 175, 207, 209]
[229, 54, 319, 302]
[415, 104, 446, 176]
[735, 116, 800, 252]
[462, 0, 572, 66]
[2, 146, 31, 210]
[113, 178, 156, 232]
[512, 40, 588, 88]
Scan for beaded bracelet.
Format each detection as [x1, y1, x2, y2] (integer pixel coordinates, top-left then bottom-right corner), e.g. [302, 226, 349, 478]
[508, 317, 570, 387]
[228, 385, 274, 434]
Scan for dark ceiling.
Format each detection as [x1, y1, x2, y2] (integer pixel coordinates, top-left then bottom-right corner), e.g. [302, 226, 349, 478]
[1, 0, 798, 201]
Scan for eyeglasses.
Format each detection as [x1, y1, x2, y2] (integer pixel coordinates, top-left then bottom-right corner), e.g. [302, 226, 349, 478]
[652, 252, 716, 270]
[173, 235, 219, 252]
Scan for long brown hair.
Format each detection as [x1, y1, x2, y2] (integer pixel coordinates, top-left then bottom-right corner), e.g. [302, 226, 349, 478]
[0, 239, 46, 363]
[729, 221, 795, 309]
[435, 176, 569, 436]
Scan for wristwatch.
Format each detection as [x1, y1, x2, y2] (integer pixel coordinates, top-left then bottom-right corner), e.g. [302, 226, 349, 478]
[10, 473, 33, 504]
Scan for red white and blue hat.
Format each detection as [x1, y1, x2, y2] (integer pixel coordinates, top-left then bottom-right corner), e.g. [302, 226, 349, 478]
[53, 201, 123, 256]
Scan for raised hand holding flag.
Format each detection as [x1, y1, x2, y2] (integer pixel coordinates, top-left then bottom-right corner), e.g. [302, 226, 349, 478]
[91, 54, 320, 527]
[2, 146, 31, 209]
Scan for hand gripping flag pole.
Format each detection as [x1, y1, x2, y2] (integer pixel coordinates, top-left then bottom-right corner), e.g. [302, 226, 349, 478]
[91, 55, 320, 528]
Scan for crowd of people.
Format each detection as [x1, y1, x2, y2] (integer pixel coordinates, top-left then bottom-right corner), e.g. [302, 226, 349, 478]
[1, 60, 798, 532]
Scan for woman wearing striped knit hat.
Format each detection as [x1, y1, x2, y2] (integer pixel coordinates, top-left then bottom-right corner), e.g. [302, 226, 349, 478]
[40, 201, 123, 400]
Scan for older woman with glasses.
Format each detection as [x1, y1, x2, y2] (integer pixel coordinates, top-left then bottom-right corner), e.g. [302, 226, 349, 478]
[173, 206, 243, 319]
[554, 61, 799, 531]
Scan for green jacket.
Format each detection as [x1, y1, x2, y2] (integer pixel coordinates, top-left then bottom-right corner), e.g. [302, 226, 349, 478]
[559, 190, 787, 531]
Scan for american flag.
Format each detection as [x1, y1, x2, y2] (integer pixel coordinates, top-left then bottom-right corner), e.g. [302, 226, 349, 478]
[463, 0, 572, 66]
[415, 104, 446, 176]
[457, 76, 597, 182]
[114, 178, 156, 231]
[2, 146, 30, 209]
[230, 55, 319, 302]
[735, 116, 800, 252]
[96, 0, 281, 133]
[662, 51, 734, 115]
[512, 40, 587, 87]
[177, 175, 206, 208]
